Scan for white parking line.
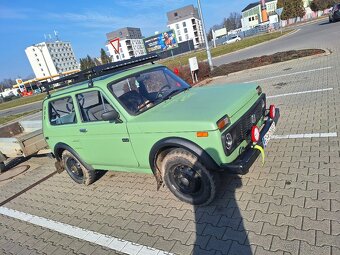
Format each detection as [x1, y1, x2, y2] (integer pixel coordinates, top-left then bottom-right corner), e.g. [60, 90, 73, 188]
[267, 88, 333, 99]
[0, 206, 173, 255]
[244, 66, 333, 83]
[272, 132, 337, 139]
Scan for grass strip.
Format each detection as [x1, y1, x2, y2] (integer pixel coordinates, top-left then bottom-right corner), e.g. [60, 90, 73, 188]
[0, 110, 41, 125]
[161, 30, 293, 69]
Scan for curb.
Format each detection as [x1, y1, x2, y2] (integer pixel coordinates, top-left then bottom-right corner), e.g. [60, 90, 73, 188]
[197, 49, 331, 86]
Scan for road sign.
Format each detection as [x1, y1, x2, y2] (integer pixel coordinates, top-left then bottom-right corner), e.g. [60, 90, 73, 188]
[276, 8, 283, 17]
[109, 38, 120, 54]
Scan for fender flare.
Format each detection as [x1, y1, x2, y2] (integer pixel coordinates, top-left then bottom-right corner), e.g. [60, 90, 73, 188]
[54, 143, 94, 171]
[149, 137, 219, 175]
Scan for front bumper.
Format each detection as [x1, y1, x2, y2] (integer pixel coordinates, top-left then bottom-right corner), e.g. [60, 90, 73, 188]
[220, 108, 280, 174]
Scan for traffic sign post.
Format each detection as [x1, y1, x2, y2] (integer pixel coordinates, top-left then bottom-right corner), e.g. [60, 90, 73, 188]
[109, 38, 120, 54]
[275, 8, 284, 34]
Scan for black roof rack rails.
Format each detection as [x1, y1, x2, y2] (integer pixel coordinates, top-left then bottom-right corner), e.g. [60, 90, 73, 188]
[41, 53, 159, 97]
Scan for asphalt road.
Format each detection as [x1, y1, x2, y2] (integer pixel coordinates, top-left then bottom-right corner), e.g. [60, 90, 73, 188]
[0, 101, 42, 118]
[213, 18, 338, 66]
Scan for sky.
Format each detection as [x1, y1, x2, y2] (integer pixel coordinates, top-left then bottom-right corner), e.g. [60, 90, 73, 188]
[0, 0, 250, 80]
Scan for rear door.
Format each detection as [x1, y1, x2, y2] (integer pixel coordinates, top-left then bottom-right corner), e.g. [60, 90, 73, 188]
[75, 89, 138, 168]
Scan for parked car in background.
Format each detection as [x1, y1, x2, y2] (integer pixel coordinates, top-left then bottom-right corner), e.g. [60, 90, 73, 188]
[223, 35, 242, 45]
[329, 3, 340, 22]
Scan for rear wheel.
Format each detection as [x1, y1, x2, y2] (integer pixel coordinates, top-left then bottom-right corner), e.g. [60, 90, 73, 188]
[329, 17, 332, 23]
[61, 150, 96, 185]
[161, 148, 218, 206]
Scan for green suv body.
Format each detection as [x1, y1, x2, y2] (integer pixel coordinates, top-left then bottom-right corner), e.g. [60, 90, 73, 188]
[43, 56, 279, 205]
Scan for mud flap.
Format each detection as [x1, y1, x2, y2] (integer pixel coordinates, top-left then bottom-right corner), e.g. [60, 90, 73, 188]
[55, 160, 65, 173]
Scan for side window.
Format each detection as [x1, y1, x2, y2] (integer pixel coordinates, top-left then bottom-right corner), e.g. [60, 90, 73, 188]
[49, 96, 77, 125]
[76, 90, 114, 122]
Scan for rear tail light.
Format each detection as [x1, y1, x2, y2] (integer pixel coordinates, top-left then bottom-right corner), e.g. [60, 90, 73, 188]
[251, 126, 260, 143]
[269, 105, 276, 119]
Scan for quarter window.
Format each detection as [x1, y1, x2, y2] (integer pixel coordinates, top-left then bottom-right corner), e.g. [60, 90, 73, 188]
[76, 90, 114, 122]
[49, 96, 77, 125]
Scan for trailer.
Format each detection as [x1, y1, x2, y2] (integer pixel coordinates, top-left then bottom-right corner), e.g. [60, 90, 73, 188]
[0, 121, 48, 172]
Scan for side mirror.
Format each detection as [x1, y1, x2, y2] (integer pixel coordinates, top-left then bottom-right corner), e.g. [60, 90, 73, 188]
[102, 109, 120, 122]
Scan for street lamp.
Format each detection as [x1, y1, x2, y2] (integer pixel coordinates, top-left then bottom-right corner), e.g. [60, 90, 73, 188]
[32, 43, 53, 82]
[197, 0, 214, 71]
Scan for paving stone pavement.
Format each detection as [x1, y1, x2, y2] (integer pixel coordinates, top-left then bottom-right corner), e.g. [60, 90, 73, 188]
[1, 22, 340, 255]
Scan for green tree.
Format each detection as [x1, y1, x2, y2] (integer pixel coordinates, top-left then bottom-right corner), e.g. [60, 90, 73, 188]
[277, 0, 305, 19]
[79, 55, 96, 71]
[100, 48, 111, 64]
[310, 0, 336, 11]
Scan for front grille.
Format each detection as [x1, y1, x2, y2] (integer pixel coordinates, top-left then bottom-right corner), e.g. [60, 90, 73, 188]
[222, 94, 266, 156]
[235, 97, 264, 144]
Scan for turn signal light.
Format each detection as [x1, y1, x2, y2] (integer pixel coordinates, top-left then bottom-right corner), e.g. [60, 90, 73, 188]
[269, 105, 276, 119]
[197, 132, 208, 137]
[217, 115, 230, 131]
[251, 126, 260, 143]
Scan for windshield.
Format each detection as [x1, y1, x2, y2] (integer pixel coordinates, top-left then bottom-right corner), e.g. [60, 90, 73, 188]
[108, 67, 190, 115]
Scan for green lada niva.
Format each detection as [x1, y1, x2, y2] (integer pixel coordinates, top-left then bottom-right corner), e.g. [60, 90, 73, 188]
[42, 54, 280, 205]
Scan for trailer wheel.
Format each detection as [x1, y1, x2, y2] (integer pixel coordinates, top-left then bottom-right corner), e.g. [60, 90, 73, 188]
[61, 150, 95, 185]
[0, 162, 5, 173]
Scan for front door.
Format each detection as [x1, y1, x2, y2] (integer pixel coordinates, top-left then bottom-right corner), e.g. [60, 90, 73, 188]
[74, 89, 138, 168]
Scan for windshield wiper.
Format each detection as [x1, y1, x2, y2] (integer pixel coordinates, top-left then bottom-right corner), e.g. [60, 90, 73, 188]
[163, 87, 190, 100]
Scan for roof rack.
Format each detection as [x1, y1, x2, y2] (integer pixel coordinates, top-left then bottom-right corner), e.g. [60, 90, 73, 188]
[41, 53, 159, 97]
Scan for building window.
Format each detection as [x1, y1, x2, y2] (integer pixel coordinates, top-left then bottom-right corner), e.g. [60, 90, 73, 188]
[174, 12, 178, 17]
[177, 30, 181, 35]
[178, 36, 182, 42]
[183, 21, 186, 27]
[184, 28, 188, 33]
[185, 34, 189, 40]
[176, 24, 179, 29]
[249, 17, 251, 21]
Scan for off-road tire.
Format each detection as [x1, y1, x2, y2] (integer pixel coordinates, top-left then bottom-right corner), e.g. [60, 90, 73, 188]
[0, 162, 5, 173]
[61, 150, 96, 185]
[161, 148, 218, 206]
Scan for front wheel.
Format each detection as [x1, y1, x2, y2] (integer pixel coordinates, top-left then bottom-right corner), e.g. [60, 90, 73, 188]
[61, 150, 96, 185]
[161, 148, 218, 206]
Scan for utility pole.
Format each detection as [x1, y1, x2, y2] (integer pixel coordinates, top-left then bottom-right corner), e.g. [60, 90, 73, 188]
[197, 0, 214, 71]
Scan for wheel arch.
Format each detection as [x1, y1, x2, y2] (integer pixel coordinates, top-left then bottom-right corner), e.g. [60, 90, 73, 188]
[149, 137, 219, 188]
[54, 143, 94, 171]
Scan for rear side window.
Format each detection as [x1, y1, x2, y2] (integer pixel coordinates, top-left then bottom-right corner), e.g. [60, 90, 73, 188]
[76, 90, 114, 122]
[49, 96, 77, 125]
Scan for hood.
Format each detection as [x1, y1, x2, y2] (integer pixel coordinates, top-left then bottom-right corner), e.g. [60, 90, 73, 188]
[129, 83, 258, 133]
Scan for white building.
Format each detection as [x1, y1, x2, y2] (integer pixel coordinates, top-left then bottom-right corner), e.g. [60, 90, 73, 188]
[25, 41, 79, 80]
[105, 27, 146, 62]
[241, 0, 278, 30]
[166, 5, 204, 48]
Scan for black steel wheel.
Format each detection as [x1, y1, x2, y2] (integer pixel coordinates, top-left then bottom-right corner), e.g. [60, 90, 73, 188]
[62, 150, 96, 185]
[161, 148, 218, 206]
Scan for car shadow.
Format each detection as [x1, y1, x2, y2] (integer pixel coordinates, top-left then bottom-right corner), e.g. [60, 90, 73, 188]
[191, 148, 252, 255]
[319, 21, 331, 26]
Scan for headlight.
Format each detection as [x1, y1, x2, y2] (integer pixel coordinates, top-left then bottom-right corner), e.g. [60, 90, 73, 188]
[225, 133, 233, 150]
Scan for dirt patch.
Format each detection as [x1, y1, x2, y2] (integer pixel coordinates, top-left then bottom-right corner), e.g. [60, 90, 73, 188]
[210, 49, 325, 78]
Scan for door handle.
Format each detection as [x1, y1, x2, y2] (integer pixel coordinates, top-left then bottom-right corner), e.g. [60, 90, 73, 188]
[79, 128, 87, 133]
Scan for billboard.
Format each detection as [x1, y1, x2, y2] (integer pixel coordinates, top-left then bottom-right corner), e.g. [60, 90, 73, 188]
[143, 30, 178, 53]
